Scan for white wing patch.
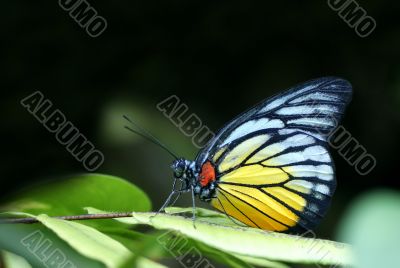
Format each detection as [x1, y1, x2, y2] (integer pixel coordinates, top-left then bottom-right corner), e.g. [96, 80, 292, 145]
[283, 164, 334, 181]
[315, 184, 330, 195]
[303, 145, 331, 162]
[289, 92, 342, 104]
[275, 105, 338, 116]
[257, 84, 320, 114]
[278, 129, 326, 142]
[263, 145, 330, 166]
[284, 180, 331, 196]
[287, 117, 337, 128]
[220, 118, 283, 147]
[246, 134, 315, 164]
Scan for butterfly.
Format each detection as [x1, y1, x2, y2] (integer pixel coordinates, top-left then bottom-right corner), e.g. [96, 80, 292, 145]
[151, 77, 352, 233]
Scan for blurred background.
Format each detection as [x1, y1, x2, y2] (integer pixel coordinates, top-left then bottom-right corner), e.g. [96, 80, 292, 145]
[1, 0, 399, 245]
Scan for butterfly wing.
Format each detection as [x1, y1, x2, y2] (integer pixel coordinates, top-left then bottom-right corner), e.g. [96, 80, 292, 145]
[195, 77, 352, 232]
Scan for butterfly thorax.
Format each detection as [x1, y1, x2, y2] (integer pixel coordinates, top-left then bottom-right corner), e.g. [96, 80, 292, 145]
[171, 158, 217, 202]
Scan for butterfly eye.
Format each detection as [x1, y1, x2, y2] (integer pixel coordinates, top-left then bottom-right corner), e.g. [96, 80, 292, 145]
[174, 168, 184, 178]
[171, 159, 186, 178]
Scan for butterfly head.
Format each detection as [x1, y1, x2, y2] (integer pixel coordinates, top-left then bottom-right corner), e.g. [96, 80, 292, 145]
[171, 158, 197, 181]
[171, 158, 216, 201]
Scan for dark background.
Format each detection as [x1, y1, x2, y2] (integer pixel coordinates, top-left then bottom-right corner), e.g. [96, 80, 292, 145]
[2, 1, 399, 239]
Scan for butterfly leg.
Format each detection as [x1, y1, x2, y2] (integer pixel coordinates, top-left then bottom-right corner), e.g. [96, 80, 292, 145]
[157, 179, 190, 215]
[191, 185, 197, 229]
[169, 186, 183, 207]
[157, 178, 179, 214]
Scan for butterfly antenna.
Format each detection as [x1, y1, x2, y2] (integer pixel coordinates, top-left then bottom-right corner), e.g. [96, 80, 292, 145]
[123, 115, 179, 160]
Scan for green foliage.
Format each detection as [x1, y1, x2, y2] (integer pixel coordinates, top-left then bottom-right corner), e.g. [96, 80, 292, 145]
[0, 221, 105, 268]
[336, 190, 400, 268]
[2, 250, 32, 268]
[35, 214, 131, 268]
[0, 174, 354, 268]
[88, 207, 352, 267]
[1, 173, 151, 215]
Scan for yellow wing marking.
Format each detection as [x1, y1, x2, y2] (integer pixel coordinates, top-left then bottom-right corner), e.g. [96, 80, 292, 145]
[213, 183, 301, 231]
[211, 191, 264, 229]
[212, 146, 227, 163]
[219, 165, 289, 185]
[246, 143, 284, 164]
[218, 134, 269, 173]
[220, 184, 299, 225]
[262, 187, 306, 211]
[212, 188, 287, 231]
[284, 180, 313, 194]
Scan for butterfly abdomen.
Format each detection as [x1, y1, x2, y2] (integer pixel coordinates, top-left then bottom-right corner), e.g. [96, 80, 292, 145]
[192, 161, 217, 201]
[199, 161, 216, 186]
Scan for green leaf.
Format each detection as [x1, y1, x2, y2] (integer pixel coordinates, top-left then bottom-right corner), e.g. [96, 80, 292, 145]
[0, 212, 165, 268]
[127, 257, 167, 268]
[87, 207, 354, 266]
[34, 214, 165, 268]
[0, 223, 104, 268]
[36, 214, 131, 268]
[87, 207, 287, 267]
[1, 250, 32, 268]
[233, 254, 290, 268]
[337, 190, 400, 268]
[94, 227, 149, 253]
[165, 206, 245, 227]
[1, 173, 151, 216]
[156, 229, 255, 268]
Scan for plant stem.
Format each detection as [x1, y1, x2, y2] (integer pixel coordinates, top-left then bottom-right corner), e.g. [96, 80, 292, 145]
[0, 212, 133, 224]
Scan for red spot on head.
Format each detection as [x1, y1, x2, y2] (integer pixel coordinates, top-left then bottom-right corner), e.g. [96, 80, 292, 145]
[199, 161, 216, 187]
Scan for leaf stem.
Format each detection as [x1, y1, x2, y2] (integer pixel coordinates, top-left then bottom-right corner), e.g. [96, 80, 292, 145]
[0, 212, 134, 224]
